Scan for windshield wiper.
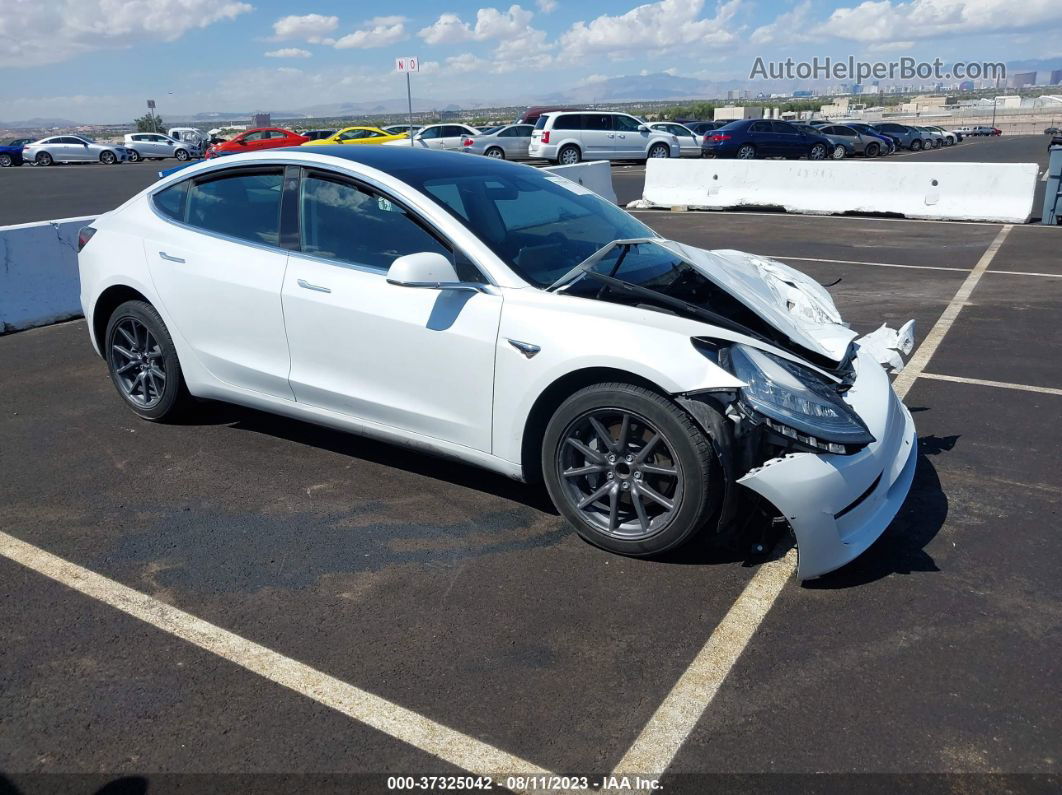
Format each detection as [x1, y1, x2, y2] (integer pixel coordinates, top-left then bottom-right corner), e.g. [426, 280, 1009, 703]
[576, 268, 774, 344]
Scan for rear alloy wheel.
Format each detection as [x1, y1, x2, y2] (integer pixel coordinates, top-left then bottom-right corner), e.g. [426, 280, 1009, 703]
[736, 144, 756, 159]
[100, 150, 116, 165]
[127, 149, 141, 162]
[831, 144, 846, 159]
[105, 300, 191, 422]
[864, 142, 880, 157]
[175, 149, 190, 161]
[0, 153, 12, 168]
[485, 146, 505, 159]
[809, 143, 828, 160]
[543, 383, 721, 557]
[558, 144, 581, 165]
[648, 143, 670, 159]
[36, 152, 54, 166]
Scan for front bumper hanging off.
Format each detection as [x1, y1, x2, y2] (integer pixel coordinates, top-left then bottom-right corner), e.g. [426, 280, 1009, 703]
[737, 345, 918, 580]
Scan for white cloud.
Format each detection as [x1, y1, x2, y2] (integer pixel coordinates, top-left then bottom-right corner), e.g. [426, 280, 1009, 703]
[818, 0, 1062, 43]
[536, 0, 558, 11]
[0, 0, 253, 67]
[264, 47, 312, 58]
[271, 13, 339, 43]
[558, 0, 740, 56]
[750, 1, 819, 45]
[418, 4, 539, 44]
[334, 18, 408, 49]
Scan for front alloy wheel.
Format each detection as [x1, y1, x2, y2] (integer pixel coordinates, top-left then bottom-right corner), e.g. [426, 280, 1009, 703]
[648, 143, 669, 158]
[100, 151, 116, 165]
[809, 143, 827, 160]
[831, 144, 846, 159]
[543, 383, 720, 556]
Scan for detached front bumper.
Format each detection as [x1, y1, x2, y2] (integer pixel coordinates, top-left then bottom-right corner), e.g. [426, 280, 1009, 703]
[737, 348, 918, 580]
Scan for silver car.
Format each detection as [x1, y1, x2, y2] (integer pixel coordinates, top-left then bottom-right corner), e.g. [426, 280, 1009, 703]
[123, 133, 195, 162]
[649, 122, 702, 157]
[814, 123, 889, 157]
[23, 135, 129, 166]
[461, 123, 535, 159]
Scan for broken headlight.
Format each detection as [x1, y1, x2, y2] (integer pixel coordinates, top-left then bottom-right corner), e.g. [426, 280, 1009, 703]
[724, 343, 875, 453]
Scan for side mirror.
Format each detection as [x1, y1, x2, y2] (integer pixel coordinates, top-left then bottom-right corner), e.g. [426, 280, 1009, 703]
[387, 252, 481, 292]
[637, 124, 648, 132]
[237, 139, 247, 145]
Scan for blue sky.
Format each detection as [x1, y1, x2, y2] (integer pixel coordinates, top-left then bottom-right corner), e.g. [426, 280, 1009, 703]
[1, 0, 1060, 122]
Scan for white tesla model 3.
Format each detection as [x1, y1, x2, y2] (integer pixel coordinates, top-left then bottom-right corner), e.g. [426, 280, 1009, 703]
[77, 147, 918, 579]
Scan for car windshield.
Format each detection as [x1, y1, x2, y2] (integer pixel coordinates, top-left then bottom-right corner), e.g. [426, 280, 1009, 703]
[396, 162, 656, 287]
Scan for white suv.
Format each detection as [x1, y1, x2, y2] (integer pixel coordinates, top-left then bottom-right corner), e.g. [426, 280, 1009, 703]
[529, 111, 679, 164]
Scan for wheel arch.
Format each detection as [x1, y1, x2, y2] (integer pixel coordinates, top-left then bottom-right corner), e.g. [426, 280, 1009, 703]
[519, 367, 667, 484]
[92, 284, 152, 353]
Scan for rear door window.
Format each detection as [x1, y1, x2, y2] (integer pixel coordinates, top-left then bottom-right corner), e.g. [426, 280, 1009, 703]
[553, 114, 582, 130]
[184, 168, 284, 246]
[584, 115, 613, 131]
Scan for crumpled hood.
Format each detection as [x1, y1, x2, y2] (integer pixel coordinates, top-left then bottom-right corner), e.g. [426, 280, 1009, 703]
[658, 239, 858, 363]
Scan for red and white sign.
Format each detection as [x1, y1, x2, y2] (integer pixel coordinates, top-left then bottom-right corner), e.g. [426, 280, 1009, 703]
[395, 57, 419, 73]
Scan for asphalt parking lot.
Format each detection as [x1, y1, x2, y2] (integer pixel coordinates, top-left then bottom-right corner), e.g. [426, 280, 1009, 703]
[1, 134, 1054, 226]
[2, 197, 1060, 790]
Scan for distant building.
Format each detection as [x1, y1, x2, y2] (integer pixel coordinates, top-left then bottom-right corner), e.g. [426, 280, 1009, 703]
[1049, 70, 1062, 86]
[713, 106, 764, 121]
[958, 80, 975, 91]
[1007, 71, 1036, 89]
[252, 112, 271, 128]
[727, 90, 739, 100]
[792, 90, 813, 98]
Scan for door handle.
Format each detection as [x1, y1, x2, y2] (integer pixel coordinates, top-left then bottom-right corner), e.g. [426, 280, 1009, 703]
[297, 278, 331, 294]
[158, 251, 185, 263]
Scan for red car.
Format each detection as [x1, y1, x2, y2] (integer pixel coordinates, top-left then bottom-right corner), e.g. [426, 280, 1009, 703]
[205, 127, 308, 159]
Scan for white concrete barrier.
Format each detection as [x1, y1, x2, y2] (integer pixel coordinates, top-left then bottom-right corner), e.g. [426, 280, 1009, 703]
[542, 160, 618, 204]
[0, 216, 93, 333]
[632, 159, 1039, 223]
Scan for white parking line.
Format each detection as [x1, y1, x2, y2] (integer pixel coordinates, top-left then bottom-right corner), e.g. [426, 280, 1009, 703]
[892, 224, 1012, 397]
[612, 224, 1013, 781]
[627, 208, 1010, 227]
[0, 530, 555, 782]
[918, 372, 1062, 396]
[772, 255, 968, 273]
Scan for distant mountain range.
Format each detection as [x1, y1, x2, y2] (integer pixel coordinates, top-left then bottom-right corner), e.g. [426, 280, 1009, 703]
[0, 117, 81, 129]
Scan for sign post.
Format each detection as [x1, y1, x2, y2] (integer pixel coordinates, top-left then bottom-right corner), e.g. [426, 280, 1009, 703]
[395, 57, 419, 146]
[146, 99, 157, 133]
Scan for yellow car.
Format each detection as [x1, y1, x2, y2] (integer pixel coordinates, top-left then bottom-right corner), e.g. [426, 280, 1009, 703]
[303, 126, 408, 146]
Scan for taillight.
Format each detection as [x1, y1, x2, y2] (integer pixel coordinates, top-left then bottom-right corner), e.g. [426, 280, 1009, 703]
[77, 226, 96, 252]
[708, 133, 731, 143]
[541, 131, 550, 144]
[462, 138, 473, 147]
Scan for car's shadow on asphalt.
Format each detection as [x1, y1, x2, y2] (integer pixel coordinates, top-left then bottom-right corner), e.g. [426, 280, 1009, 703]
[181, 399, 559, 515]
[803, 432, 957, 589]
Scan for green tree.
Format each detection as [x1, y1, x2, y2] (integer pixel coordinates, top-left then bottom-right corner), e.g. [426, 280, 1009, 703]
[134, 113, 163, 133]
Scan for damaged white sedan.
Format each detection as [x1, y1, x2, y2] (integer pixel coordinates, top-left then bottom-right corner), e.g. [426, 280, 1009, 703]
[77, 146, 917, 580]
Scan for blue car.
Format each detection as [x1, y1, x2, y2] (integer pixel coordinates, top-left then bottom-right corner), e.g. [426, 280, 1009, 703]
[0, 137, 32, 167]
[702, 119, 832, 160]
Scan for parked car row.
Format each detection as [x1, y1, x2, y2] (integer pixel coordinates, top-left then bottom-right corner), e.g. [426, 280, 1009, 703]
[1, 128, 209, 167]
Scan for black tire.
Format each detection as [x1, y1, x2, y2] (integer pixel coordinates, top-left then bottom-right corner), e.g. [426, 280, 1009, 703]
[933, 139, 942, 148]
[105, 300, 192, 422]
[910, 139, 922, 151]
[127, 149, 142, 162]
[808, 143, 827, 160]
[864, 142, 880, 157]
[100, 150, 116, 165]
[648, 143, 670, 159]
[736, 143, 756, 159]
[0, 153, 12, 168]
[557, 144, 580, 165]
[542, 382, 721, 557]
[36, 152, 54, 166]
[175, 149, 190, 161]
[484, 146, 505, 159]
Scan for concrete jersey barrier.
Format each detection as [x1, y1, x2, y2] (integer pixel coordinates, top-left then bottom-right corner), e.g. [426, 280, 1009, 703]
[0, 216, 93, 334]
[542, 160, 618, 204]
[632, 159, 1039, 223]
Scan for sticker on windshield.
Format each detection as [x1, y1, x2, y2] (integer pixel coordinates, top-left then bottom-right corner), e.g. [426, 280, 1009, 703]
[545, 176, 595, 196]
